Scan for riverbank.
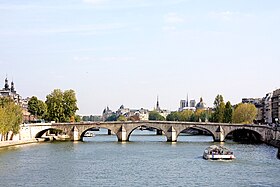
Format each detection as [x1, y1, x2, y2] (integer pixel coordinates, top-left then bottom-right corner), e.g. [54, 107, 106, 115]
[0, 139, 41, 148]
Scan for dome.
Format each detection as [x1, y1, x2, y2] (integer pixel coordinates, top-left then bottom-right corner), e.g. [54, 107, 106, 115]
[196, 97, 207, 109]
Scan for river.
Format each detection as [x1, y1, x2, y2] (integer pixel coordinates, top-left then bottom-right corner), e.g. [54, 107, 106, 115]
[0, 129, 279, 187]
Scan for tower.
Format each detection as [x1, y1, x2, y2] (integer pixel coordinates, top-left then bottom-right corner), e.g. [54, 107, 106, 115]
[186, 93, 189, 107]
[4, 77, 9, 90]
[11, 81, 15, 92]
[156, 95, 160, 111]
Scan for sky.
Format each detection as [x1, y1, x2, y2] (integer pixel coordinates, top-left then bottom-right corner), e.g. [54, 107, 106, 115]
[0, 0, 280, 115]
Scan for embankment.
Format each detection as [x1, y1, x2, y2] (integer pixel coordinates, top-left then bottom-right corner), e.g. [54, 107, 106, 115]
[0, 139, 41, 148]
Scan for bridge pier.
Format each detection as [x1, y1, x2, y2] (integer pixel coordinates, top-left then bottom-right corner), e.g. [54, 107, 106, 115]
[70, 126, 80, 141]
[214, 126, 225, 142]
[166, 126, 177, 142]
[116, 126, 128, 142]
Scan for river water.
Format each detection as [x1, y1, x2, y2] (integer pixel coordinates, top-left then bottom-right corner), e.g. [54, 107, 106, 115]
[0, 129, 279, 187]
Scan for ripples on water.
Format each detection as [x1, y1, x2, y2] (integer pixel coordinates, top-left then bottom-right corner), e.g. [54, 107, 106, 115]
[0, 129, 279, 187]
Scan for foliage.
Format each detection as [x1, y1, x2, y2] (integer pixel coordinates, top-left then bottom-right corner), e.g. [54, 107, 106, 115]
[105, 114, 117, 121]
[117, 115, 127, 122]
[212, 94, 225, 123]
[232, 103, 257, 124]
[27, 96, 47, 119]
[166, 111, 181, 121]
[224, 101, 233, 123]
[0, 98, 23, 141]
[167, 109, 210, 122]
[45, 89, 79, 122]
[82, 115, 102, 122]
[148, 110, 165, 121]
[75, 115, 82, 122]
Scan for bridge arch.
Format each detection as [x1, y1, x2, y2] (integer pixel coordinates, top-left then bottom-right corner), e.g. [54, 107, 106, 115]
[177, 126, 216, 142]
[80, 126, 118, 141]
[35, 128, 63, 138]
[225, 128, 264, 143]
[126, 124, 168, 142]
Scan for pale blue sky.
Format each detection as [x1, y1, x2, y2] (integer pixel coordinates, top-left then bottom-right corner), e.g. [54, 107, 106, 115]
[0, 0, 279, 115]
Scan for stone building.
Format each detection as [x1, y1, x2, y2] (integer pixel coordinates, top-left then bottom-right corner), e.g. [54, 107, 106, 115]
[0, 77, 31, 122]
[272, 89, 280, 123]
[262, 93, 272, 124]
[196, 97, 207, 110]
[0, 77, 21, 104]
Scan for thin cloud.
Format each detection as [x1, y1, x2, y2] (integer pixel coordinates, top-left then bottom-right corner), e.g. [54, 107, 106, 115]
[74, 56, 135, 64]
[83, 0, 107, 5]
[209, 11, 254, 21]
[164, 13, 184, 24]
[0, 23, 125, 37]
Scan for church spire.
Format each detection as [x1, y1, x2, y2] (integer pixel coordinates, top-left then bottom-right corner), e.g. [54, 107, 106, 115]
[156, 95, 160, 111]
[4, 76, 9, 90]
[186, 93, 189, 107]
[11, 80, 15, 92]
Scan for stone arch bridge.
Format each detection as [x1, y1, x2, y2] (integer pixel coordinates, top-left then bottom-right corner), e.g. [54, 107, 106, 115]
[27, 121, 279, 143]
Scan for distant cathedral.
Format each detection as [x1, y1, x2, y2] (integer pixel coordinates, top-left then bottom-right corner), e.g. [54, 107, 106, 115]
[0, 77, 21, 104]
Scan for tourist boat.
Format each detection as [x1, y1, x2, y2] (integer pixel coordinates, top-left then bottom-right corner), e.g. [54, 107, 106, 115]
[203, 145, 235, 160]
[84, 132, 95, 137]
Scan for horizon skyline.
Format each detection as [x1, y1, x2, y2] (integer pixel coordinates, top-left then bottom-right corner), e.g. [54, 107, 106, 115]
[1, 75, 278, 116]
[1, 0, 279, 115]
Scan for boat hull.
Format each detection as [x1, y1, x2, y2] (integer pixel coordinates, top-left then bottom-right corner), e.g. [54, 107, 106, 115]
[203, 153, 235, 160]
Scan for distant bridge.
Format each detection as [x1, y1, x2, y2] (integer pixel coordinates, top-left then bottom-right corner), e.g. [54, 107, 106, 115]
[27, 121, 280, 143]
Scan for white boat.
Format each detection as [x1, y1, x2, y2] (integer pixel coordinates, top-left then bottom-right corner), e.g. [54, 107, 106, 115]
[84, 132, 95, 137]
[203, 145, 235, 160]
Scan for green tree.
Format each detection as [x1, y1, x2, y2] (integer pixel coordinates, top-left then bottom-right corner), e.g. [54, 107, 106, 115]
[105, 114, 117, 121]
[166, 111, 180, 121]
[0, 100, 23, 141]
[27, 96, 47, 119]
[232, 103, 257, 124]
[212, 94, 225, 123]
[63, 90, 78, 121]
[74, 115, 81, 122]
[148, 110, 165, 121]
[224, 101, 233, 123]
[117, 115, 127, 122]
[45, 89, 79, 122]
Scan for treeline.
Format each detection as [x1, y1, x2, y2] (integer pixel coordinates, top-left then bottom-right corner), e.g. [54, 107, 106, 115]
[151, 94, 257, 124]
[0, 97, 23, 141]
[28, 89, 80, 123]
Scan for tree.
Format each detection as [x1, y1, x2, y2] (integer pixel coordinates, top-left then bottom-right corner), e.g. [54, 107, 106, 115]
[166, 111, 180, 121]
[63, 90, 79, 121]
[117, 115, 127, 122]
[105, 114, 117, 122]
[212, 94, 225, 123]
[27, 96, 47, 119]
[45, 89, 79, 122]
[0, 99, 23, 141]
[148, 110, 165, 121]
[224, 101, 233, 123]
[232, 103, 257, 124]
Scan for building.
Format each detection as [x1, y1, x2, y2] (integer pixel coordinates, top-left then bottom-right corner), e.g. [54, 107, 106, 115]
[178, 95, 196, 111]
[196, 97, 207, 110]
[102, 106, 114, 121]
[0, 77, 31, 122]
[272, 89, 280, 123]
[262, 93, 272, 124]
[189, 100, 196, 108]
[0, 77, 21, 104]
[154, 96, 170, 118]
